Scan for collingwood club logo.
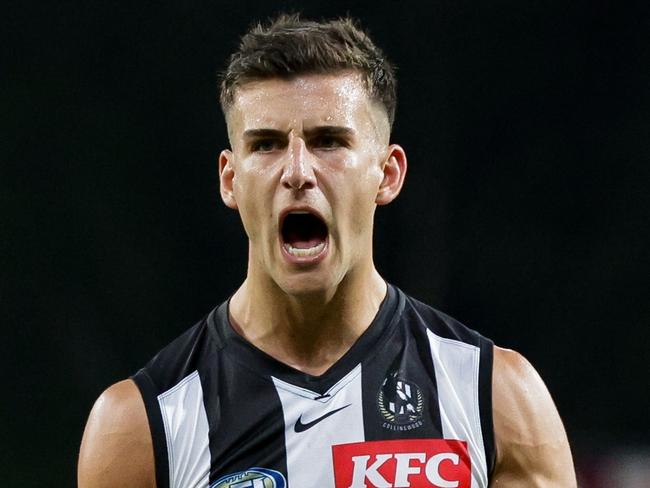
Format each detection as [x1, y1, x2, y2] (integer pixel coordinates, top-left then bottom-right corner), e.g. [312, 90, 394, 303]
[378, 371, 424, 431]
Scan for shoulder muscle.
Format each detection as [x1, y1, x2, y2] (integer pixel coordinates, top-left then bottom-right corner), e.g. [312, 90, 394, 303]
[490, 347, 576, 487]
[78, 379, 156, 488]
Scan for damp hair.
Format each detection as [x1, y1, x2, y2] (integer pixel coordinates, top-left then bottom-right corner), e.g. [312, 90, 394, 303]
[219, 13, 397, 128]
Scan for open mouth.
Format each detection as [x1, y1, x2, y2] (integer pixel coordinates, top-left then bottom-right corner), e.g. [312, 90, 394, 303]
[280, 211, 328, 258]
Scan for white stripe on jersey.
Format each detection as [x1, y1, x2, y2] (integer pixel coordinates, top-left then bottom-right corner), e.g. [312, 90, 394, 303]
[272, 364, 365, 487]
[158, 370, 210, 488]
[426, 329, 488, 488]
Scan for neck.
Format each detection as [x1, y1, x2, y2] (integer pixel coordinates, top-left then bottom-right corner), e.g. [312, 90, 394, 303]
[229, 262, 387, 376]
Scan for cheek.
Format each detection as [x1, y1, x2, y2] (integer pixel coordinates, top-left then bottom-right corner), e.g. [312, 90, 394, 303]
[232, 173, 266, 238]
[335, 166, 383, 233]
[232, 165, 282, 242]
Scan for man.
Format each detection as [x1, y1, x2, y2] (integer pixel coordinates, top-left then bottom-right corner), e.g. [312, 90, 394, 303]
[79, 14, 576, 488]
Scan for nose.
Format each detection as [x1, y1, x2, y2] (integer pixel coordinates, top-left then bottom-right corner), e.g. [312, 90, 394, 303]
[280, 135, 316, 191]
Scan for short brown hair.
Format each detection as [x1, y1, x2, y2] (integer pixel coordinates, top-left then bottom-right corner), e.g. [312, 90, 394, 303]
[219, 13, 397, 127]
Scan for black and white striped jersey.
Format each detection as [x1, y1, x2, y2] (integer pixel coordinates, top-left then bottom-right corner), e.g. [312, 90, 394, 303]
[132, 284, 495, 488]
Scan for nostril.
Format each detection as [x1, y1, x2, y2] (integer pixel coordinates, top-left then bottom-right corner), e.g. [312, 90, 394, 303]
[281, 162, 316, 190]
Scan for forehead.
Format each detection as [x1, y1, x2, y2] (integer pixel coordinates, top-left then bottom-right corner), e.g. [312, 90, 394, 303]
[227, 73, 386, 136]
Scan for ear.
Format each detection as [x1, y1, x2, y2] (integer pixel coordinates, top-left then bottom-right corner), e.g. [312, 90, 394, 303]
[218, 149, 238, 210]
[376, 144, 407, 205]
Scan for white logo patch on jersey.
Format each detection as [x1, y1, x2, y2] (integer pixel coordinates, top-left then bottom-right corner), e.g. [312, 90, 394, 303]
[210, 468, 286, 488]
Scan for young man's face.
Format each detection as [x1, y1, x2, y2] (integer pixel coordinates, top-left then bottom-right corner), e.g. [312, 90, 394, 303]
[219, 72, 405, 297]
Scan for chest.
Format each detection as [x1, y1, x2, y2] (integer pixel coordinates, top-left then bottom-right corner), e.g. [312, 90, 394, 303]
[160, 331, 490, 488]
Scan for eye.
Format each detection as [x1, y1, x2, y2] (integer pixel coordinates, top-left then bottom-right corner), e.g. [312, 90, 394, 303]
[250, 139, 281, 153]
[312, 135, 346, 150]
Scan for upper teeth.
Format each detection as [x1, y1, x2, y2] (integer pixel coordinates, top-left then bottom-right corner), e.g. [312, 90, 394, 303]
[290, 211, 310, 214]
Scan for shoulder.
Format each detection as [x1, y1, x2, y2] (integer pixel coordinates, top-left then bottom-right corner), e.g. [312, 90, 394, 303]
[139, 310, 222, 392]
[490, 346, 576, 487]
[77, 311, 220, 488]
[400, 289, 492, 348]
[78, 380, 155, 488]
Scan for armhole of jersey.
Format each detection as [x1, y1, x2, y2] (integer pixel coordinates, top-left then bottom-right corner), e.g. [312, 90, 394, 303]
[132, 369, 170, 488]
[479, 339, 496, 477]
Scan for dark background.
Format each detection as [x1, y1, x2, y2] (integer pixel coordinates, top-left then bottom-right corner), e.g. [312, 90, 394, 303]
[3, 0, 649, 485]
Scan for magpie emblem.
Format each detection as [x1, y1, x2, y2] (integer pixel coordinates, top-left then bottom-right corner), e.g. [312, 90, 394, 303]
[378, 371, 424, 430]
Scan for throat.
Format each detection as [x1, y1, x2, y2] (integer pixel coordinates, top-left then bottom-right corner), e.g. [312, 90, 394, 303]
[268, 324, 358, 376]
[231, 296, 358, 374]
[229, 273, 388, 375]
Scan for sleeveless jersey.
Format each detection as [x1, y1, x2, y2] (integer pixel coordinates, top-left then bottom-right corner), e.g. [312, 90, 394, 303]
[132, 284, 495, 488]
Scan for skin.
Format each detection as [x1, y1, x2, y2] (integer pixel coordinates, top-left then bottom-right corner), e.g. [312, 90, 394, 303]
[78, 380, 155, 488]
[490, 347, 577, 487]
[78, 73, 576, 487]
[219, 72, 405, 374]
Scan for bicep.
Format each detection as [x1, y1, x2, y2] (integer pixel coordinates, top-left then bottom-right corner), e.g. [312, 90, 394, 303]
[490, 347, 576, 487]
[78, 379, 156, 488]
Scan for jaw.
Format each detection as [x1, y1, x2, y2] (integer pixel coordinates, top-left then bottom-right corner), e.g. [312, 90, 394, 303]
[269, 236, 372, 301]
[254, 238, 343, 300]
[246, 206, 377, 300]
[274, 238, 339, 299]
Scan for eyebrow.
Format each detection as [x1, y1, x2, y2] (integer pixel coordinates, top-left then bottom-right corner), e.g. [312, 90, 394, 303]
[242, 126, 355, 139]
[304, 126, 355, 138]
[242, 128, 288, 140]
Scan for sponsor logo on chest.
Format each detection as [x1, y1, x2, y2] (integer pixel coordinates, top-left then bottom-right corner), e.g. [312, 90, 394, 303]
[332, 439, 471, 488]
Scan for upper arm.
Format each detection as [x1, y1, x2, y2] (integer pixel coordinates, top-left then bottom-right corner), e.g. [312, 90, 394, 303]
[78, 379, 156, 488]
[490, 347, 576, 487]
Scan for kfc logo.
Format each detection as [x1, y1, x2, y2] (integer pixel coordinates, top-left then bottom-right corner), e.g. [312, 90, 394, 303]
[332, 439, 470, 488]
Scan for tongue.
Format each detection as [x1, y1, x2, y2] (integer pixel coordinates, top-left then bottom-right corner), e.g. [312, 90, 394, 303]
[285, 231, 324, 249]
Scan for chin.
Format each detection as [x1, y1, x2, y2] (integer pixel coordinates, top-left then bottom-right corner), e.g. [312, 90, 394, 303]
[275, 270, 340, 299]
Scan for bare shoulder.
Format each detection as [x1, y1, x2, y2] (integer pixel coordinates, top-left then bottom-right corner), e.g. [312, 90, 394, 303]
[490, 346, 576, 487]
[78, 379, 156, 488]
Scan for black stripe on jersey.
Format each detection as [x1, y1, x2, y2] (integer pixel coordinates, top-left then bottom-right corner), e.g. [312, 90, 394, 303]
[198, 353, 289, 485]
[478, 337, 495, 475]
[361, 309, 444, 441]
[132, 369, 170, 488]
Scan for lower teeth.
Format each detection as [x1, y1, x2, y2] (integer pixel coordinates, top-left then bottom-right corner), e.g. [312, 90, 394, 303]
[284, 242, 325, 257]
